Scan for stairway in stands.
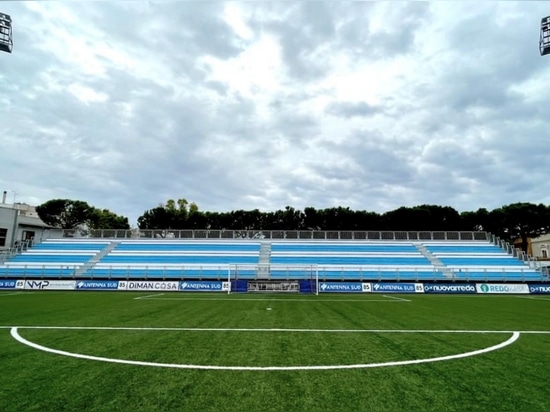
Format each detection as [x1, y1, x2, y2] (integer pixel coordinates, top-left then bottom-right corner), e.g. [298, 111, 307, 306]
[74, 240, 120, 276]
[414, 243, 454, 279]
[256, 241, 271, 279]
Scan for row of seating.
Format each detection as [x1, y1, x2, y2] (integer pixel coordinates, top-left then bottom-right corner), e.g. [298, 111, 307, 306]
[0, 239, 545, 282]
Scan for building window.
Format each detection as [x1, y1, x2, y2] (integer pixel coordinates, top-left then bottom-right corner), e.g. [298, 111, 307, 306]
[23, 230, 35, 241]
[0, 228, 7, 247]
[542, 249, 548, 258]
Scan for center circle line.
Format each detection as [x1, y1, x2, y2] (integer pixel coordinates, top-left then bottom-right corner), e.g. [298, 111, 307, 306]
[9, 327, 520, 371]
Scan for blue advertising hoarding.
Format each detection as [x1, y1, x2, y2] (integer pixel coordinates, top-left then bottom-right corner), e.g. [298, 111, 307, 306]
[528, 284, 550, 294]
[318, 282, 364, 293]
[372, 282, 417, 293]
[423, 283, 476, 294]
[76, 280, 119, 290]
[0, 279, 16, 289]
[179, 281, 230, 292]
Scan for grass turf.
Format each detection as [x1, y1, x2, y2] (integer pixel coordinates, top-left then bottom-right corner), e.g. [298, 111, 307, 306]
[0, 291, 548, 411]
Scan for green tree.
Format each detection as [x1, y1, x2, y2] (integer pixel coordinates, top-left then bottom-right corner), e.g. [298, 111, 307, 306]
[137, 198, 199, 229]
[36, 199, 95, 229]
[489, 203, 550, 251]
[460, 208, 490, 232]
[88, 209, 130, 230]
[36, 199, 130, 230]
[383, 205, 460, 231]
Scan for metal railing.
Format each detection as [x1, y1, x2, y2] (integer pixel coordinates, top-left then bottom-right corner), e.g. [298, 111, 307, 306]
[59, 229, 490, 241]
[0, 239, 33, 264]
[490, 234, 539, 268]
[4, 231, 544, 281]
[0, 264, 547, 283]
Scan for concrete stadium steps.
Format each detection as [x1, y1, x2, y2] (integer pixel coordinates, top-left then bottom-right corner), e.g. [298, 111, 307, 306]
[84, 267, 251, 279]
[0, 238, 546, 282]
[270, 242, 419, 253]
[98, 255, 260, 264]
[270, 268, 445, 281]
[82, 240, 263, 279]
[452, 271, 542, 282]
[269, 241, 438, 280]
[0, 267, 76, 277]
[270, 256, 432, 265]
[112, 241, 261, 252]
[421, 241, 541, 281]
[0, 240, 114, 276]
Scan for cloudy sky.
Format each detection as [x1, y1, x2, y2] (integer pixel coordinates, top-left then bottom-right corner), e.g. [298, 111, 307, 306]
[0, 1, 549, 226]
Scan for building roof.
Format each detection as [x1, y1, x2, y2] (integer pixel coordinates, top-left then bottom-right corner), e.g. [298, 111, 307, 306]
[531, 233, 550, 243]
[17, 215, 54, 228]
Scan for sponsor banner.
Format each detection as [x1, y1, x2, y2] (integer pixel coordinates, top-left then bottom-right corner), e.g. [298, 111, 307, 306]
[179, 281, 230, 292]
[76, 280, 119, 290]
[319, 282, 363, 293]
[476, 283, 530, 294]
[528, 284, 550, 294]
[362, 282, 372, 292]
[23, 280, 76, 290]
[423, 283, 476, 294]
[118, 281, 179, 291]
[372, 282, 418, 293]
[0, 279, 17, 289]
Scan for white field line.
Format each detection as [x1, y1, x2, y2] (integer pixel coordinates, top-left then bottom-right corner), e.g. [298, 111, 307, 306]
[9, 326, 520, 371]
[134, 296, 410, 302]
[134, 293, 165, 300]
[515, 296, 550, 301]
[0, 292, 28, 297]
[2, 325, 550, 334]
[382, 294, 411, 302]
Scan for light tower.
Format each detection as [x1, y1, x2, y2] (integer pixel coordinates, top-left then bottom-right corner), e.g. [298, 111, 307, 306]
[0, 12, 13, 53]
[540, 16, 550, 56]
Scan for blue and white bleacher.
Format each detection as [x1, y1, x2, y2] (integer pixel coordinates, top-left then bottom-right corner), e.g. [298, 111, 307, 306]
[424, 242, 543, 282]
[270, 241, 444, 281]
[0, 238, 545, 283]
[0, 240, 111, 278]
[85, 240, 261, 279]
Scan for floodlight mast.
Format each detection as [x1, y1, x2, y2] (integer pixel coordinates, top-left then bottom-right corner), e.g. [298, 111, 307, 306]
[540, 16, 550, 56]
[0, 12, 13, 53]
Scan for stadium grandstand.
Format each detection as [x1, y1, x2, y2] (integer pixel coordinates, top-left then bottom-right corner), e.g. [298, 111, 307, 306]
[0, 230, 547, 285]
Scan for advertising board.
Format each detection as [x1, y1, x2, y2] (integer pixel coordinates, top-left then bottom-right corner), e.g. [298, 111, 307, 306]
[21, 280, 76, 290]
[476, 283, 530, 294]
[179, 281, 230, 292]
[318, 282, 364, 293]
[371, 282, 423, 293]
[528, 284, 550, 294]
[423, 283, 476, 294]
[0, 279, 17, 289]
[117, 281, 179, 291]
[76, 280, 119, 290]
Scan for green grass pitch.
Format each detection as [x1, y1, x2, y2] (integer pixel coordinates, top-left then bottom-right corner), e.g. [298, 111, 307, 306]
[0, 291, 549, 411]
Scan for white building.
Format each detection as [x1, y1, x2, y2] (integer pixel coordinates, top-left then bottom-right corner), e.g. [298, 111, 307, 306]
[0, 191, 57, 250]
[531, 233, 550, 262]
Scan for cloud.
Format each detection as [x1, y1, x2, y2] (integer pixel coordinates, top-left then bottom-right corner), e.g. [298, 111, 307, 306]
[0, 1, 549, 226]
[326, 101, 382, 118]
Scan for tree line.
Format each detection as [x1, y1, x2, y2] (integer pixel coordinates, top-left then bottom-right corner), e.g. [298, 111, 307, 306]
[36, 199, 130, 231]
[36, 198, 550, 251]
